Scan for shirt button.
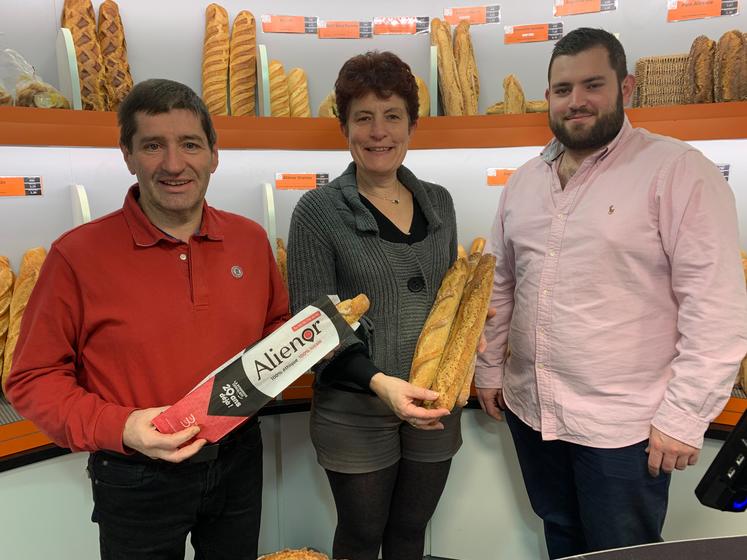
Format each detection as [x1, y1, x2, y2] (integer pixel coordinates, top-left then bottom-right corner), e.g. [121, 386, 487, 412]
[543, 289, 549, 295]
[537, 363, 544, 369]
[407, 276, 425, 293]
[179, 254, 188, 261]
[549, 251, 556, 257]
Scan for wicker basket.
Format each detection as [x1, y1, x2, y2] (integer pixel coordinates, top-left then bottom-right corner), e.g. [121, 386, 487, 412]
[633, 53, 689, 108]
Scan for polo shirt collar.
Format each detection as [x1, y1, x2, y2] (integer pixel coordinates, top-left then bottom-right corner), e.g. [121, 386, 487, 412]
[541, 115, 633, 165]
[122, 185, 224, 247]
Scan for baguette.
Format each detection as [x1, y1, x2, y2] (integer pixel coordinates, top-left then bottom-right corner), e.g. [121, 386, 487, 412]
[409, 258, 469, 389]
[276, 238, 288, 288]
[414, 75, 430, 117]
[336, 294, 369, 326]
[456, 355, 476, 407]
[714, 30, 747, 102]
[317, 91, 338, 118]
[453, 20, 479, 115]
[269, 60, 290, 117]
[0, 257, 14, 378]
[686, 35, 715, 104]
[457, 244, 467, 259]
[97, 0, 133, 111]
[526, 99, 548, 113]
[202, 3, 230, 116]
[430, 253, 496, 410]
[229, 10, 257, 116]
[1, 248, 46, 391]
[486, 101, 505, 115]
[287, 68, 312, 118]
[504, 74, 526, 114]
[469, 237, 486, 256]
[62, 0, 107, 111]
[431, 18, 464, 116]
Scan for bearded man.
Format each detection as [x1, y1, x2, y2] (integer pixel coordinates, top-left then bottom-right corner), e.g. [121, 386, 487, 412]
[475, 27, 747, 560]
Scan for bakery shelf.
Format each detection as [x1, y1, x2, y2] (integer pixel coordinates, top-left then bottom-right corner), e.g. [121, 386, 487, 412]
[1, 101, 746, 150]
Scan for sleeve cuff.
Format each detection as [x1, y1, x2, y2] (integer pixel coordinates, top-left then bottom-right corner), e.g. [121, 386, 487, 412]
[93, 403, 137, 453]
[652, 400, 710, 449]
[475, 365, 504, 389]
[322, 347, 379, 390]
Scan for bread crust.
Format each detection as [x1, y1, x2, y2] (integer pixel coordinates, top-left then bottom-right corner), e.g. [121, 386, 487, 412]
[336, 294, 370, 325]
[714, 30, 747, 102]
[431, 18, 464, 116]
[229, 10, 257, 116]
[453, 21, 479, 115]
[202, 3, 230, 115]
[97, 0, 133, 111]
[287, 68, 311, 118]
[504, 74, 526, 114]
[62, 0, 107, 111]
[414, 75, 431, 117]
[269, 60, 290, 117]
[258, 549, 329, 560]
[0, 256, 14, 377]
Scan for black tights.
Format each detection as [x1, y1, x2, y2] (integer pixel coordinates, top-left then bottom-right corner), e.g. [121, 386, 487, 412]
[325, 458, 452, 560]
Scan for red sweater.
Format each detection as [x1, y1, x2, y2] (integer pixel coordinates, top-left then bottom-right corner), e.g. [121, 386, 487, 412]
[6, 187, 290, 453]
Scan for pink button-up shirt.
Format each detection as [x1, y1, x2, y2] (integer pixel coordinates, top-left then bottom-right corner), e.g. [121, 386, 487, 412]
[475, 118, 747, 449]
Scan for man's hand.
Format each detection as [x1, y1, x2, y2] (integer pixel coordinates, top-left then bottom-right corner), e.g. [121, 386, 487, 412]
[477, 307, 498, 353]
[369, 373, 450, 430]
[476, 387, 505, 421]
[123, 407, 207, 463]
[646, 425, 700, 477]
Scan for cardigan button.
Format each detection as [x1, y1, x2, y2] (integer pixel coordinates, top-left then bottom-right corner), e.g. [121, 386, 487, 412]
[407, 276, 425, 293]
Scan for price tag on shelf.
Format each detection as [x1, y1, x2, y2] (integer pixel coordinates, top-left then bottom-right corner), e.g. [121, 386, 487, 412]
[717, 163, 731, 182]
[318, 20, 373, 39]
[666, 0, 739, 22]
[0, 176, 43, 197]
[275, 173, 329, 190]
[261, 14, 318, 34]
[553, 0, 618, 17]
[372, 16, 430, 35]
[505, 23, 563, 44]
[487, 168, 516, 186]
[443, 5, 501, 25]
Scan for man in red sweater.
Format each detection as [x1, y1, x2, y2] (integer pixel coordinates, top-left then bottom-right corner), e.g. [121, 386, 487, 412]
[6, 79, 290, 559]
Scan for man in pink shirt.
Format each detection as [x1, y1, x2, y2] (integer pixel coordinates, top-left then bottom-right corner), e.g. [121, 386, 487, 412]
[475, 28, 747, 559]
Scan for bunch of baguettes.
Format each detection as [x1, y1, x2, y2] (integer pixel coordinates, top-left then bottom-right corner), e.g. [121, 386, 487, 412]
[267, 60, 312, 117]
[1, 248, 47, 392]
[430, 18, 479, 116]
[61, 0, 133, 111]
[409, 238, 496, 410]
[685, 30, 747, 104]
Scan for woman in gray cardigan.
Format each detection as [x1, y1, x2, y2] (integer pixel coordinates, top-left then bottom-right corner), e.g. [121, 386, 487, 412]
[287, 51, 462, 560]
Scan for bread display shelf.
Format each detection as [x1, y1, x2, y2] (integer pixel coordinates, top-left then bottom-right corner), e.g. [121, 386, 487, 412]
[1, 101, 746, 150]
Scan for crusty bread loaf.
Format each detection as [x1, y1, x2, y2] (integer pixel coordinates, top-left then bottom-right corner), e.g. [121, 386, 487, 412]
[97, 0, 133, 111]
[469, 237, 486, 256]
[430, 253, 496, 410]
[453, 20, 479, 115]
[336, 294, 369, 326]
[202, 3, 230, 115]
[456, 355, 476, 407]
[276, 238, 288, 287]
[317, 91, 338, 118]
[269, 60, 290, 117]
[1, 248, 46, 390]
[414, 75, 430, 117]
[457, 244, 467, 259]
[229, 10, 257, 116]
[504, 74, 526, 114]
[0, 256, 14, 380]
[714, 30, 747, 102]
[62, 0, 107, 111]
[686, 35, 715, 104]
[431, 18, 464, 116]
[409, 258, 469, 389]
[486, 101, 505, 115]
[287, 68, 312, 118]
[0, 85, 13, 106]
[526, 99, 548, 113]
[258, 549, 329, 560]
[467, 237, 486, 280]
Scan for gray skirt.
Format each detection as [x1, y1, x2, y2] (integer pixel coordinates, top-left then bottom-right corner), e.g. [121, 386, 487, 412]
[310, 385, 463, 474]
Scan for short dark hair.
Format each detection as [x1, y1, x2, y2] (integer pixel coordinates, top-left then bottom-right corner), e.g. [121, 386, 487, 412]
[548, 28, 628, 84]
[335, 51, 419, 128]
[118, 79, 217, 151]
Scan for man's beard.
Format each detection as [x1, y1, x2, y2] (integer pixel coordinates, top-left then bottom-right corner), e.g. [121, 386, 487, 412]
[549, 90, 624, 151]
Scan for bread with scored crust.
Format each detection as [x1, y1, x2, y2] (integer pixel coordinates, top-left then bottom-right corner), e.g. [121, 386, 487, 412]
[453, 20, 479, 115]
[97, 0, 133, 111]
[269, 60, 290, 117]
[686, 35, 715, 104]
[714, 30, 747, 102]
[0, 256, 14, 381]
[229, 10, 257, 116]
[202, 3, 230, 115]
[287, 68, 311, 118]
[504, 74, 526, 114]
[62, 0, 107, 111]
[431, 18, 463, 116]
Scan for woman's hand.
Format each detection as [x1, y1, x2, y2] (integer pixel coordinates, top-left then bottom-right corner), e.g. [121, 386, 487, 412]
[369, 373, 451, 430]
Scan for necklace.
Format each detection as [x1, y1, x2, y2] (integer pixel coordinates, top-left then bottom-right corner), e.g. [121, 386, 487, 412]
[359, 181, 401, 205]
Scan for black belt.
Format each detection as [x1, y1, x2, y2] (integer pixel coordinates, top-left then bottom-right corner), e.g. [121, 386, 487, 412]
[97, 415, 258, 465]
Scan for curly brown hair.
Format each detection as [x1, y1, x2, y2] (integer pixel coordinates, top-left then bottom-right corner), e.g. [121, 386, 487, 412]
[334, 51, 419, 128]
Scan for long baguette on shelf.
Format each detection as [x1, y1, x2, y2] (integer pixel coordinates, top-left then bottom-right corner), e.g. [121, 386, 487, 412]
[504, 74, 526, 114]
[61, 0, 107, 111]
[269, 60, 290, 117]
[317, 91, 338, 118]
[97, 0, 133, 111]
[0, 257, 14, 378]
[414, 75, 430, 117]
[287, 68, 311, 118]
[453, 20, 479, 116]
[229, 10, 257, 116]
[431, 18, 464, 116]
[202, 3, 230, 116]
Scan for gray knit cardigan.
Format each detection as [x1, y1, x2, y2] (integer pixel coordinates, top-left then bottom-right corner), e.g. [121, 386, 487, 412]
[287, 162, 457, 381]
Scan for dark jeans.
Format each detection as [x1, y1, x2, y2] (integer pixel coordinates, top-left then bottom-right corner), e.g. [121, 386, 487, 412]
[87, 419, 263, 560]
[505, 409, 670, 560]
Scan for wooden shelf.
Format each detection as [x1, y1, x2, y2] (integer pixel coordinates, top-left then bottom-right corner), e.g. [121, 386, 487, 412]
[1, 101, 746, 150]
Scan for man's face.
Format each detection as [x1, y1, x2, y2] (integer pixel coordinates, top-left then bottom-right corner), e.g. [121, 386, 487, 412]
[121, 109, 218, 225]
[546, 46, 634, 152]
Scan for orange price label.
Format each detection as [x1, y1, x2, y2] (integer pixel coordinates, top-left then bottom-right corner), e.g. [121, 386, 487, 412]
[261, 14, 318, 34]
[553, 0, 618, 17]
[373, 16, 430, 35]
[487, 168, 516, 186]
[504, 23, 563, 44]
[666, 0, 735, 22]
[275, 173, 329, 190]
[443, 5, 501, 25]
[0, 176, 42, 197]
[318, 21, 372, 39]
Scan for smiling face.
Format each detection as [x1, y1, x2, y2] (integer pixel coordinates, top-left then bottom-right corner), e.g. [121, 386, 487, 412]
[344, 92, 414, 184]
[121, 109, 218, 228]
[546, 45, 634, 154]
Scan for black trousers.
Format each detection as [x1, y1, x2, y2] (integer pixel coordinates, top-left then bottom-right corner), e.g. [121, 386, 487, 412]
[87, 418, 262, 560]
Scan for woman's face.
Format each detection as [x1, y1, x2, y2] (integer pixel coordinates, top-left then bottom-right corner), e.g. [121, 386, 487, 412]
[344, 92, 415, 181]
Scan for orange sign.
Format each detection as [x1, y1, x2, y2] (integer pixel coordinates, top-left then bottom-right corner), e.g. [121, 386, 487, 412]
[554, 0, 620, 17]
[275, 173, 329, 190]
[505, 23, 563, 44]
[318, 21, 372, 39]
[487, 169, 516, 186]
[373, 16, 429, 35]
[0, 176, 42, 196]
[261, 14, 317, 34]
[667, 0, 734, 22]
